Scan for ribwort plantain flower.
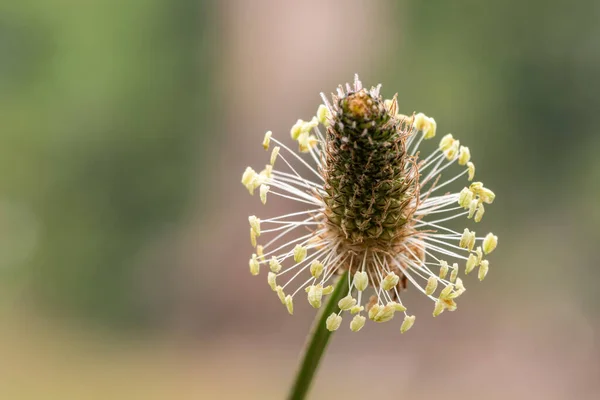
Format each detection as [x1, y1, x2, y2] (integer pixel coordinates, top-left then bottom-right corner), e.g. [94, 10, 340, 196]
[242, 75, 498, 334]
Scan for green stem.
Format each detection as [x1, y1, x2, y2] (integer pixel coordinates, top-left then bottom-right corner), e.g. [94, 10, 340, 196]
[287, 270, 350, 400]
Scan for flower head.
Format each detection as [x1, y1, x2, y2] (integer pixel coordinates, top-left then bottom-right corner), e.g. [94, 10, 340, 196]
[242, 75, 498, 334]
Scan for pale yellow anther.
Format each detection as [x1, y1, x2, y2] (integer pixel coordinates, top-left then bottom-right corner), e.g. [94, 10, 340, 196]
[445, 299, 458, 312]
[382, 272, 400, 291]
[262, 131, 272, 150]
[306, 116, 319, 131]
[424, 117, 437, 139]
[338, 295, 357, 311]
[433, 299, 445, 317]
[439, 133, 455, 152]
[307, 285, 323, 308]
[285, 295, 294, 315]
[470, 181, 484, 192]
[290, 119, 304, 140]
[249, 254, 260, 276]
[474, 203, 485, 222]
[293, 244, 307, 263]
[468, 199, 479, 219]
[458, 187, 474, 208]
[310, 260, 324, 278]
[256, 245, 265, 261]
[260, 184, 269, 205]
[478, 260, 489, 281]
[250, 228, 257, 248]
[454, 278, 466, 297]
[353, 271, 369, 291]
[249, 215, 261, 236]
[413, 112, 428, 131]
[400, 315, 416, 334]
[483, 233, 498, 254]
[445, 139, 460, 160]
[440, 283, 455, 300]
[369, 303, 396, 323]
[460, 228, 476, 251]
[322, 285, 334, 295]
[439, 261, 449, 280]
[425, 276, 439, 295]
[270, 146, 280, 166]
[389, 301, 407, 312]
[480, 188, 496, 204]
[368, 304, 381, 321]
[450, 263, 459, 282]
[326, 313, 342, 331]
[475, 246, 483, 264]
[297, 131, 310, 153]
[350, 305, 364, 314]
[260, 164, 273, 180]
[350, 314, 366, 332]
[467, 162, 475, 181]
[276, 286, 285, 304]
[269, 256, 282, 273]
[465, 253, 478, 275]
[458, 146, 471, 165]
[317, 104, 330, 126]
[267, 272, 277, 291]
[241, 167, 258, 194]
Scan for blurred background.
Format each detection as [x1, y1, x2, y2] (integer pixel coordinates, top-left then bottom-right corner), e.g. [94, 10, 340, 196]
[1, 0, 599, 398]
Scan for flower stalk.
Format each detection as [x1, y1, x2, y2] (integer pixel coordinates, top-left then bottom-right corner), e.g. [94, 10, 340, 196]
[288, 270, 349, 400]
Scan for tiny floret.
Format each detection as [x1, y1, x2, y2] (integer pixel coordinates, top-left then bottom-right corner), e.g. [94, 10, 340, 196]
[483, 233, 498, 254]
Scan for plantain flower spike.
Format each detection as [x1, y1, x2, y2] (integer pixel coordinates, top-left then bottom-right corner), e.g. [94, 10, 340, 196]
[241, 75, 498, 333]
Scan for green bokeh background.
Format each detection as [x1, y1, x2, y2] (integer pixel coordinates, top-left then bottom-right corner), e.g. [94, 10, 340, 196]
[0, 1, 598, 398]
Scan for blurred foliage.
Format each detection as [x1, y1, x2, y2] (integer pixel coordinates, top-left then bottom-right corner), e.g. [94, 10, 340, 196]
[0, 0, 214, 327]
